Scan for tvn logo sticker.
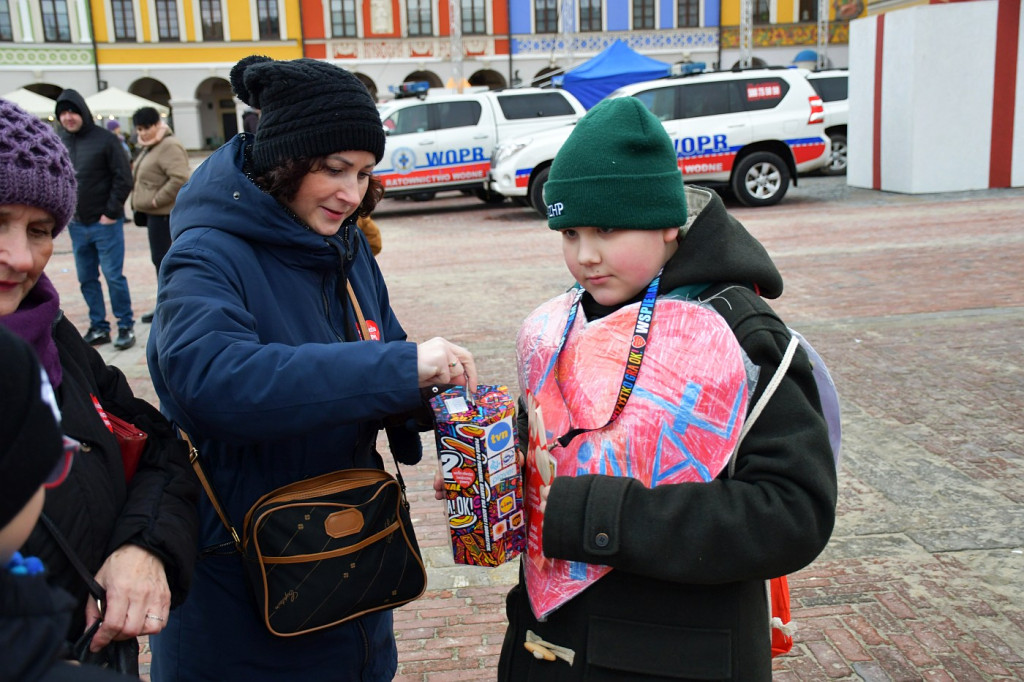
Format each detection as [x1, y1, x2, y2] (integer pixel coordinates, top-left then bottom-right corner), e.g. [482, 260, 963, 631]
[485, 419, 513, 455]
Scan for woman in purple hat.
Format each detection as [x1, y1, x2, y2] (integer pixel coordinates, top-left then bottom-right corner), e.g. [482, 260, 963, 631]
[0, 97, 198, 671]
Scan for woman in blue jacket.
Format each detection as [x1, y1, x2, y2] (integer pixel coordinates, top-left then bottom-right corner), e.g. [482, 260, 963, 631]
[146, 56, 475, 681]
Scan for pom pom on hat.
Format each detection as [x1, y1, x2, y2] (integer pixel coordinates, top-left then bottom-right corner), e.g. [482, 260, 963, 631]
[230, 55, 385, 172]
[544, 97, 687, 231]
[0, 327, 64, 530]
[0, 98, 78, 234]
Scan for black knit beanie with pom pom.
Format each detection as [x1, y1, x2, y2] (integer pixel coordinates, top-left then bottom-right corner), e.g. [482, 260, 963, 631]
[230, 55, 385, 173]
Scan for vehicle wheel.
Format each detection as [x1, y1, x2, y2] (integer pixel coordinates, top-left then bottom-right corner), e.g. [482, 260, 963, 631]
[822, 132, 847, 176]
[410, 191, 435, 202]
[731, 152, 789, 207]
[529, 167, 550, 218]
[474, 188, 506, 204]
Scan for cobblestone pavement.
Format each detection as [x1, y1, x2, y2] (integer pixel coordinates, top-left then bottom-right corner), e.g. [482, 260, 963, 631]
[47, 171, 1024, 680]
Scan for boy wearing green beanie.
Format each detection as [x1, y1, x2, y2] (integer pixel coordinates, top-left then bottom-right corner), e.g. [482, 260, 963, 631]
[500, 97, 837, 681]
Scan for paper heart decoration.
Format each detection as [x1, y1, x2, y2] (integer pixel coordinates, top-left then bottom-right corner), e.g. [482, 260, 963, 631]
[516, 293, 749, 619]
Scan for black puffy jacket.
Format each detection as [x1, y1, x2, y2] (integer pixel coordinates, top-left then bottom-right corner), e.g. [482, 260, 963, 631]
[20, 314, 199, 642]
[55, 90, 132, 224]
[0, 569, 127, 682]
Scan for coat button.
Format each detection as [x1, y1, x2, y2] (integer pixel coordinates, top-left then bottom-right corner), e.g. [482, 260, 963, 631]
[595, 532, 609, 548]
[233, 191, 241, 200]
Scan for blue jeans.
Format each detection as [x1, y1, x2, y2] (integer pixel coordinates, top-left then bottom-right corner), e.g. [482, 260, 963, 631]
[68, 219, 134, 331]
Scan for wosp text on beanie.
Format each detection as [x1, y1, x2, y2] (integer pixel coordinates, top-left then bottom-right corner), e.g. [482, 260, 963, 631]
[230, 55, 385, 173]
[544, 97, 687, 232]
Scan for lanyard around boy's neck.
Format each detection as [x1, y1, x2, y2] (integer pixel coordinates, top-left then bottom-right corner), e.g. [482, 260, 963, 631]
[549, 271, 662, 450]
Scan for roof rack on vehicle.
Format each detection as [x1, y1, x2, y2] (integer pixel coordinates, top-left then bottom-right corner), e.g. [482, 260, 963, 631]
[729, 64, 790, 72]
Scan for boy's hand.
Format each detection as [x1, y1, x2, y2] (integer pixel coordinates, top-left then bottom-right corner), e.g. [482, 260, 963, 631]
[433, 465, 445, 501]
[519, 447, 551, 513]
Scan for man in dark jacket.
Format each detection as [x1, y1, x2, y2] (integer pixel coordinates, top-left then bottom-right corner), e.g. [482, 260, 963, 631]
[55, 89, 136, 350]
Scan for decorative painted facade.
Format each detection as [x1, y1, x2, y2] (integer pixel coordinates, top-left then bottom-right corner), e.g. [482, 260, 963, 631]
[1, 0, 862, 150]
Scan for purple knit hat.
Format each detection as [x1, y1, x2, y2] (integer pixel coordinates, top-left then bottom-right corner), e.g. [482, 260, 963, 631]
[0, 98, 78, 233]
[106, 119, 121, 131]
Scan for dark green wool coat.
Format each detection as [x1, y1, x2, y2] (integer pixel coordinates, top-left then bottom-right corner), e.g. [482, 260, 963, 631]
[500, 186, 838, 681]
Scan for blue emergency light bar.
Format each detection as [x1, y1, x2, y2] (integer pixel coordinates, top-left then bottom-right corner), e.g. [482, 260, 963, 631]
[388, 81, 430, 99]
[670, 62, 707, 77]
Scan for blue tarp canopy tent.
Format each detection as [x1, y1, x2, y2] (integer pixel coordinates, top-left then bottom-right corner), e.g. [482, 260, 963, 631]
[558, 40, 670, 109]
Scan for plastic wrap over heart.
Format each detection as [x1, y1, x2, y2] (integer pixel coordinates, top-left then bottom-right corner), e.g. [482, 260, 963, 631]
[516, 292, 749, 619]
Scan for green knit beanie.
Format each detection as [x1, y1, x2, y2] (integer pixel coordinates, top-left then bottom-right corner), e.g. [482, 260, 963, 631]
[545, 97, 687, 231]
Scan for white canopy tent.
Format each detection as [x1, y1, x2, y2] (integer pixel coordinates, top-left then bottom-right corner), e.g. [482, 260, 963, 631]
[84, 87, 168, 120]
[2, 88, 58, 119]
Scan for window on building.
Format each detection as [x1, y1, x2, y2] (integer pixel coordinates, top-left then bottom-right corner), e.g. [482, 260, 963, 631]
[579, 0, 601, 32]
[155, 0, 179, 40]
[407, 0, 432, 36]
[257, 0, 279, 40]
[534, 0, 557, 33]
[331, 0, 356, 37]
[678, 0, 699, 27]
[799, 0, 817, 22]
[110, 0, 136, 41]
[633, 0, 654, 30]
[41, 0, 71, 42]
[461, 0, 485, 34]
[199, 0, 223, 40]
[753, 0, 770, 24]
[0, 0, 13, 41]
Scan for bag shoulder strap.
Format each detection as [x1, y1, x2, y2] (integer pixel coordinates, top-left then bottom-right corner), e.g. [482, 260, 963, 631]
[346, 281, 372, 342]
[345, 281, 409, 493]
[39, 513, 106, 603]
[179, 428, 241, 551]
[692, 284, 800, 478]
[728, 334, 800, 477]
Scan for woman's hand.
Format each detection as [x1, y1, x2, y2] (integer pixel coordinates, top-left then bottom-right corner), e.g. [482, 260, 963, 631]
[84, 545, 171, 652]
[417, 337, 477, 392]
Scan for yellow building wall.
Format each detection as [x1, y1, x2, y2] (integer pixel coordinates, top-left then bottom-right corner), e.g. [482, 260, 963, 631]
[721, 0, 867, 25]
[86, 1, 302, 65]
[97, 44, 303, 65]
[182, 1, 197, 42]
[227, 2, 252, 42]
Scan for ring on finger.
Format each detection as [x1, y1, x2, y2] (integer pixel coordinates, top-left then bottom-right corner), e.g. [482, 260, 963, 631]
[449, 361, 458, 368]
[145, 614, 166, 622]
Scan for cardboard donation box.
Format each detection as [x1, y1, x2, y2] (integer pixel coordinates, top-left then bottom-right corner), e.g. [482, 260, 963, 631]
[430, 385, 526, 567]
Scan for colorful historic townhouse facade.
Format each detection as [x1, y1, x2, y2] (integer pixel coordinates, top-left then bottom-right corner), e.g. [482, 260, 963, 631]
[0, 0, 861, 150]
